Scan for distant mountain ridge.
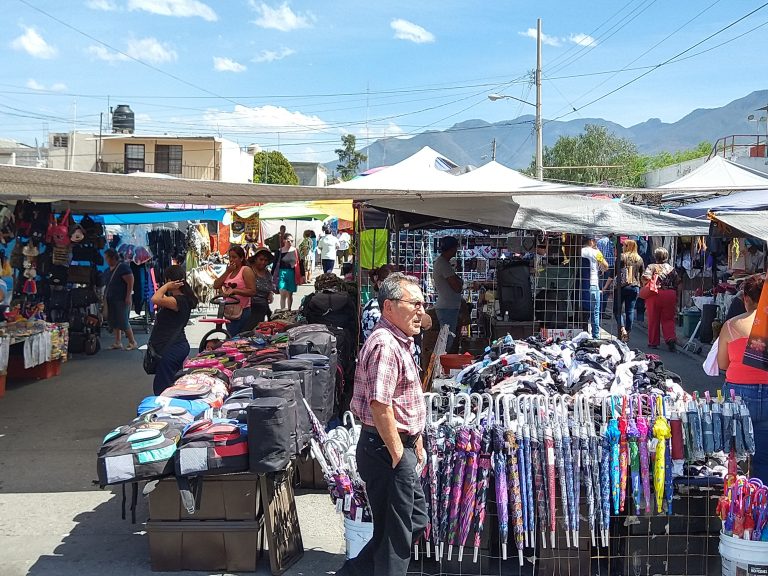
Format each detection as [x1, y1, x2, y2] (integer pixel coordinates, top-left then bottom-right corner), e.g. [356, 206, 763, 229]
[325, 90, 768, 173]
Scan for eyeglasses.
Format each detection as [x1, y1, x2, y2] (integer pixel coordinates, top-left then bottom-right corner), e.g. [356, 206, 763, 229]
[390, 298, 426, 310]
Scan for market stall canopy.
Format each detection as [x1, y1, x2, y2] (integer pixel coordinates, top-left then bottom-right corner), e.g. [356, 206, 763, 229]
[710, 211, 768, 242]
[669, 189, 768, 218]
[79, 209, 225, 225]
[453, 160, 570, 192]
[510, 195, 710, 236]
[659, 156, 768, 193]
[235, 202, 331, 220]
[366, 195, 520, 229]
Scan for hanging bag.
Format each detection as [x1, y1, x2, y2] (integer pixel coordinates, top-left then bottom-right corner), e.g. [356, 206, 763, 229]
[638, 271, 659, 300]
[144, 324, 185, 375]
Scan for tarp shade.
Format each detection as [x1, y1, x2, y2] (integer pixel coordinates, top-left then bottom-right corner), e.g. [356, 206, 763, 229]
[367, 195, 520, 229]
[659, 156, 768, 190]
[669, 189, 768, 218]
[235, 202, 329, 220]
[75, 209, 225, 225]
[710, 211, 768, 242]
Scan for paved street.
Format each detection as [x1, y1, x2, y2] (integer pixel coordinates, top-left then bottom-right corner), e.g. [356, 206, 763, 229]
[0, 281, 723, 576]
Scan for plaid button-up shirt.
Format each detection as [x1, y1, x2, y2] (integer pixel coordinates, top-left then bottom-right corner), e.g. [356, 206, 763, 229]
[351, 316, 426, 436]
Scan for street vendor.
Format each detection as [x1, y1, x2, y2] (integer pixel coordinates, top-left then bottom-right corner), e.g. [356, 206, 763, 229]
[433, 236, 463, 351]
[341, 272, 428, 576]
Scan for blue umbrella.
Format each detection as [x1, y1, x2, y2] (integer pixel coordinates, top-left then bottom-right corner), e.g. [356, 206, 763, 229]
[552, 395, 572, 548]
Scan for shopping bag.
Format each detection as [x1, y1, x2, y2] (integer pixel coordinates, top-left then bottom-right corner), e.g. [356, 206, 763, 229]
[638, 272, 659, 300]
[702, 337, 720, 376]
[742, 278, 768, 373]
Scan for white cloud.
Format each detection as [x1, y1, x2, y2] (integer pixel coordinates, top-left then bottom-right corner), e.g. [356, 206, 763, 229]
[356, 122, 406, 142]
[213, 56, 246, 72]
[390, 19, 435, 44]
[26, 79, 68, 92]
[203, 104, 328, 134]
[10, 26, 58, 59]
[253, 47, 295, 63]
[88, 37, 177, 64]
[251, 1, 314, 31]
[85, 0, 118, 10]
[128, 0, 217, 21]
[569, 33, 596, 47]
[518, 28, 561, 47]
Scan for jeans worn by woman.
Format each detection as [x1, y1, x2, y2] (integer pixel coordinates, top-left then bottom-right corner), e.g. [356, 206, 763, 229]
[153, 340, 191, 396]
[618, 285, 640, 332]
[723, 383, 768, 480]
[226, 307, 251, 337]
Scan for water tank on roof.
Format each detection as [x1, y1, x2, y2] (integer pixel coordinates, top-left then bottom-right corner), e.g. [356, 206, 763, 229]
[112, 105, 135, 134]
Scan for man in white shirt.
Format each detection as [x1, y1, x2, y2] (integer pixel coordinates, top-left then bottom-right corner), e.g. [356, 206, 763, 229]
[581, 235, 609, 337]
[318, 227, 340, 273]
[337, 231, 351, 265]
[432, 236, 463, 351]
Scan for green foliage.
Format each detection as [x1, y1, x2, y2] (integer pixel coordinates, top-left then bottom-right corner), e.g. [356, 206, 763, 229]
[528, 124, 641, 186]
[640, 141, 712, 171]
[335, 134, 367, 181]
[253, 150, 299, 185]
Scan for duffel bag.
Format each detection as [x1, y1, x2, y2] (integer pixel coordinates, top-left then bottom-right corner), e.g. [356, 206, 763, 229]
[175, 418, 249, 477]
[247, 397, 295, 473]
[251, 375, 308, 453]
[293, 353, 335, 427]
[231, 366, 272, 390]
[287, 324, 337, 359]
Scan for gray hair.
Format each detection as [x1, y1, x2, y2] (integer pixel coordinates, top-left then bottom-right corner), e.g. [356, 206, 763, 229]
[378, 272, 421, 309]
[654, 247, 669, 264]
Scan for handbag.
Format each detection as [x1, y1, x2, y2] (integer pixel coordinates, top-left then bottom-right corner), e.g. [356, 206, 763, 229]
[143, 325, 185, 375]
[638, 271, 659, 300]
[703, 337, 720, 376]
[223, 299, 243, 320]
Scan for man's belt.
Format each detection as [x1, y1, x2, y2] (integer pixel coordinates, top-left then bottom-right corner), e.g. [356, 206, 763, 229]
[361, 424, 420, 448]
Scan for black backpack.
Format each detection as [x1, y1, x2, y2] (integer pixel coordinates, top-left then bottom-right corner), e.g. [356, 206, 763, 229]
[303, 290, 358, 334]
[175, 419, 249, 478]
[247, 397, 296, 474]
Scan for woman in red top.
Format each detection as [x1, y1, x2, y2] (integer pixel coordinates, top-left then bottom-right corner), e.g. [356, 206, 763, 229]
[718, 274, 767, 479]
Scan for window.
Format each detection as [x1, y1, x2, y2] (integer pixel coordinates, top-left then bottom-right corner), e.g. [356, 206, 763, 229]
[155, 144, 182, 175]
[52, 134, 69, 148]
[124, 144, 145, 173]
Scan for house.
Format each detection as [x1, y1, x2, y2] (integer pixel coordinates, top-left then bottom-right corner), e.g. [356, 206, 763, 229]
[47, 132, 255, 183]
[290, 161, 328, 187]
[0, 138, 45, 167]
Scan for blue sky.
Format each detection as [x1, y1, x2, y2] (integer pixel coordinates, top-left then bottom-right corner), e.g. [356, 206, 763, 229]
[3, 0, 768, 163]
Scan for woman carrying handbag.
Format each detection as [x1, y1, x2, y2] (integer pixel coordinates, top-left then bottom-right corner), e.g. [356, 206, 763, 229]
[641, 247, 680, 351]
[272, 233, 304, 311]
[212, 245, 257, 336]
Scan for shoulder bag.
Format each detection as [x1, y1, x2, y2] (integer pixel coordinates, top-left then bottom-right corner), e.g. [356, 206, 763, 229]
[144, 313, 186, 375]
[638, 270, 659, 300]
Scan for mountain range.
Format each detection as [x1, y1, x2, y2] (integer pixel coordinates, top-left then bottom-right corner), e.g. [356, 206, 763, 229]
[326, 90, 768, 173]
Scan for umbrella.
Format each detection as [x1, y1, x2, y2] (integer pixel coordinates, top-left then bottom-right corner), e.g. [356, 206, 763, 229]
[627, 396, 642, 515]
[712, 396, 723, 453]
[552, 396, 572, 548]
[637, 394, 652, 515]
[600, 399, 612, 546]
[737, 399, 756, 456]
[457, 426, 481, 562]
[472, 423, 492, 562]
[506, 427, 525, 566]
[557, 396, 577, 547]
[701, 394, 714, 456]
[664, 424, 674, 516]
[687, 397, 705, 461]
[530, 396, 549, 549]
[619, 397, 629, 514]
[492, 422, 510, 560]
[513, 397, 530, 548]
[438, 422, 456, 558]
[652, 395, 672, 514]
[521, 401, 535, 547]
[447, 425, 470, 560]
[426, 423, 440, 556]
[570, 401, 582, 546]
[542, 400, 557, 548]
[576, 395, 597, 547]
[606, 398, 622, 516]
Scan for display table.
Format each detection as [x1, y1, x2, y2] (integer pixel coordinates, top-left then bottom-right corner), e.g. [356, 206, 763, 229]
[0, 321, 68, 396]
[147, 467, 303, 575]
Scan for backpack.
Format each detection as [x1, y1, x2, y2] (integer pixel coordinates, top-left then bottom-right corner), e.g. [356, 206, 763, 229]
[247, 397, 296, 474]
[138, 396, 210, 418]
[303, 290, 357, 333]
[46, 209, 71, 248]
[96, 412, 184, 487]
[175, 418, 249, 478]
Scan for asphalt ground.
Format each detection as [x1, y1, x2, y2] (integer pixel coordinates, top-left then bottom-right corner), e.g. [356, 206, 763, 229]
[0, 273, 722, 576]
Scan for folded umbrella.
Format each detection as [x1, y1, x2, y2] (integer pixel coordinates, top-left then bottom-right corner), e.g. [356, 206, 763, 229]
[558, 396, 577, 547]
[492, 424, 510, 561]
[600, 398, 612, 546]
[627, 399, 641, 516]
[636, 395, 652, 515]
[472, 425, 492, 562]
[447, 425, 471, 560]
[553, 398, 572, 548]
[522, 407, 535, 547]
[700, 394, 714, 456]
[619, 397, 629, 514]
[606, 399, 622, 516]
[577, 395, 598, 547]
[542, 405, 558, 549]
[457, 426, 481, 562]
[652, 395, 671, 514]
[506, 427, 525, 566]
[530, 396, 549, 549]
[438, 422, 456, 558]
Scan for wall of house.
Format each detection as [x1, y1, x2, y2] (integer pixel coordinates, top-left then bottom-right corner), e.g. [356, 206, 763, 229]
[100, 138, 217, 176]
[219, 139, 254, 183]
[47, 132, 97, 171]
[290, 162, 328, 186]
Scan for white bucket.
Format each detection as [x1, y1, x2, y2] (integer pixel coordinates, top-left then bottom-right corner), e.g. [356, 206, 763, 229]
[344, 518, 374, 559]
[719, 531, 768, 576]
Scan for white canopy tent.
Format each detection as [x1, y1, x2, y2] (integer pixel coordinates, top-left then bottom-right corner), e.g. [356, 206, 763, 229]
[658, 156, 768, 199]
[669, 189, 768, 218]
[452, 160, 570, 191]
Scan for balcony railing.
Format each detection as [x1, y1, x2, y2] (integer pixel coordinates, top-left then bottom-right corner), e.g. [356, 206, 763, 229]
[97, 162, 217, 180]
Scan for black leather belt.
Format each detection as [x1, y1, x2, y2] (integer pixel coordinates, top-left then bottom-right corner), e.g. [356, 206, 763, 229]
[361, 424, 420, 448]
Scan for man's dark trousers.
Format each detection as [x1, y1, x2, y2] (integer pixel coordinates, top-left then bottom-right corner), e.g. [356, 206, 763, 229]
[340, 429, 428, 576]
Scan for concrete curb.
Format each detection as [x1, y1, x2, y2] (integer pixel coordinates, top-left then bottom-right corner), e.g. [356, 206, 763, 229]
[632, 320, 712, 362]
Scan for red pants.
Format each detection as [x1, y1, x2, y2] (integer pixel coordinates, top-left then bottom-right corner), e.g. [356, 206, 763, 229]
[646, 289, 677, 346]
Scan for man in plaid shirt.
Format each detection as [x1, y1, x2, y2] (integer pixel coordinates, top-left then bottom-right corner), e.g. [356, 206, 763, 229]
[337, 272, 428, 576]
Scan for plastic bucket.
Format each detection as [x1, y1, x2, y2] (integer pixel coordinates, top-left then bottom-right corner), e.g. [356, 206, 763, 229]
[719, 531, 768, 576]
[682, 309, 701, 338]
[344, 518, 373, 559]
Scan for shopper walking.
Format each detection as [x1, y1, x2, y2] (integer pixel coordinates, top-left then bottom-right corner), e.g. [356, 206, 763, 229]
[337, 229, 351, 265]
[318, 226, 339, 274]
[246, 248, 274, 328]
[432, 236, 463, 351]
[642, 247, 680, 350]
[104, 248, 138, 351]
[148, 265, 198, 395]
[580, 236, 609, 338]
[617, 239, 645, 342]
[340, 272, 428, 576]
[213, 245, 256, 336]
[272, 233, 304, 311]
[298, 230, 314, 284]
[717, 274, 768, 479]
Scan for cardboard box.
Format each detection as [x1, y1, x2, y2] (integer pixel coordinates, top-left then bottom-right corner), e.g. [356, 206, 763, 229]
[149, 474, 261, 521]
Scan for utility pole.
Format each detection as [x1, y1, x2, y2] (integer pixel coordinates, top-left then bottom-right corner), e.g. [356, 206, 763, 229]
[491, 138, 497, 161]
[535, 18, 543, 181]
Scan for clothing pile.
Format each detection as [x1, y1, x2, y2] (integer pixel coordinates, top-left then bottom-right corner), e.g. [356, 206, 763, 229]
[96, 321, 341, 522]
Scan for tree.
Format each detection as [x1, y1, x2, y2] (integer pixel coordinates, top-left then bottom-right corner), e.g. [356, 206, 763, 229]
[639, 141, 713, 172]
[335, 134, 367, 181]
[253, 150, 299, 185]
[527, 124, 642, 186]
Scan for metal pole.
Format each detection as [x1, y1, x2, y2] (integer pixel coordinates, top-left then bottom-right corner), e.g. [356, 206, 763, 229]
[492, 138, 497, 161]
[535, 18, 544, 181]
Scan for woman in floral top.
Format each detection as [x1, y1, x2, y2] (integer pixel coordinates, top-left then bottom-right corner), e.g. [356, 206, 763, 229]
[642, 247, 681, 351]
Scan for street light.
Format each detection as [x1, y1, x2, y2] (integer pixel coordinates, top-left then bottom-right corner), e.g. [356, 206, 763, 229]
[488, 18, 543, 180]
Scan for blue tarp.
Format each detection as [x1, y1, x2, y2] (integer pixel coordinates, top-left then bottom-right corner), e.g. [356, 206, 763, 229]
[74, 210, 225, 225]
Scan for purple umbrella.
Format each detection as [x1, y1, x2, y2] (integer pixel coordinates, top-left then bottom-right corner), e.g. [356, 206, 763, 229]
[637, 395, 652, 515]
[446, 425, 470, 560]
[600, 398, 612, 547]
[426, 423, 440, 557]
[521, 410, 535, 547]
[619, 397, 629, 514]
[543, 407, 557, 548]
[505, 428, 525, 566]
[606, 398, 622, 515]
[492, 424, 510, 560]
[472, 425, 492, 562]
[457, 426, 481, 562]
[438, 423, 456, 558]
[530, 396, 549, 549]
[628, 398, 642, 516]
